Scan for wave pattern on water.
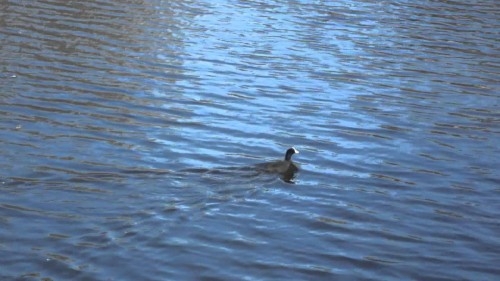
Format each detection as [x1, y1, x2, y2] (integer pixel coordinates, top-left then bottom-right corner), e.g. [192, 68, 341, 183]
[1, 0, 499, 280]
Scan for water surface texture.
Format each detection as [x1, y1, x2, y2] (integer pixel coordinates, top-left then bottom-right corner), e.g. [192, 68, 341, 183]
[1, 0, 499, 280]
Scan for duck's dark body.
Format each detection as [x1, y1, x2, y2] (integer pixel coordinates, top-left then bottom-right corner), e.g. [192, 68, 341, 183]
[256, 148, 299, 182]
[180, 147, 300, 183]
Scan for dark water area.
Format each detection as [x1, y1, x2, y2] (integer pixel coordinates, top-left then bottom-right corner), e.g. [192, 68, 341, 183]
[1, 0, 499, 280]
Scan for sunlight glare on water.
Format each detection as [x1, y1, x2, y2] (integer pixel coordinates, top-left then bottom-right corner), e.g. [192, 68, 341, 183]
[0, 0, 499, 280]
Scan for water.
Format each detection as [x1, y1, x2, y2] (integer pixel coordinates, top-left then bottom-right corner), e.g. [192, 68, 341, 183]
[1, 0, 499, 280]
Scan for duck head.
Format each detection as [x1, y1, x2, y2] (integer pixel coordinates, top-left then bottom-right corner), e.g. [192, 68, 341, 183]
[284, 147, 299, 161]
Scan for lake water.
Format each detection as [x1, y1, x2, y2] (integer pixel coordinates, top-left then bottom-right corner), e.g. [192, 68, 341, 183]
[1, 0, 499, 280]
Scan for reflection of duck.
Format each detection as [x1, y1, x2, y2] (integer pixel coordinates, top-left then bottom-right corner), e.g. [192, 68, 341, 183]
[256, 147, 300, 182]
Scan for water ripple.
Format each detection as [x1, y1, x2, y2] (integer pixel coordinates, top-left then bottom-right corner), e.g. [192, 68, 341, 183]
[1, 0, 499, 280]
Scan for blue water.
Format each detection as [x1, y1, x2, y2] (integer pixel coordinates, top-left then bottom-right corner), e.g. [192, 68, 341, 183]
[1, 0, 499, 280]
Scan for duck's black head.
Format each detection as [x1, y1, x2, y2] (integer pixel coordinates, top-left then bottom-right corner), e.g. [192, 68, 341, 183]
[284, 147, 299, 161]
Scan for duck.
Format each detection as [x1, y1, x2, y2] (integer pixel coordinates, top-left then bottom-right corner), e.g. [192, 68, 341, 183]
[256, 147, 300, 178]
